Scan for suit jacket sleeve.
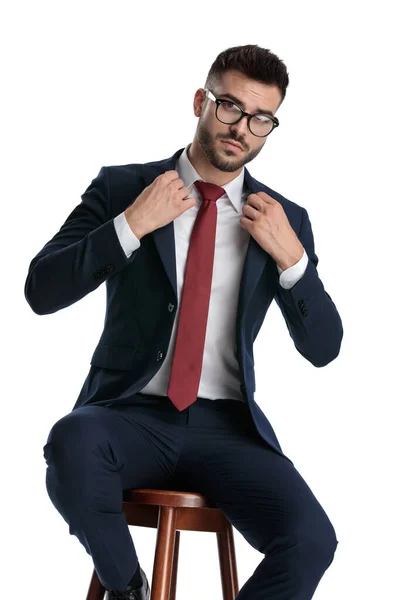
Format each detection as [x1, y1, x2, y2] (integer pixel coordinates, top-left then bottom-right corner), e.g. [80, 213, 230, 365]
[274, 207, 343, 367]
[24, 166, 139, 315]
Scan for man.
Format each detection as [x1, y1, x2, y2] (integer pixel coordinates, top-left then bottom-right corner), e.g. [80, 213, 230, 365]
[25, 44, 343, 599]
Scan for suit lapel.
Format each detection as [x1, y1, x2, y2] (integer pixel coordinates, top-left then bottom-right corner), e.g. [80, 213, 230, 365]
[141, 148, 270, 318]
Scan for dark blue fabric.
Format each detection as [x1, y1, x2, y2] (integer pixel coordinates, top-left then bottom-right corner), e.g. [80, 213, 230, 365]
[43, 394, 338, 596]
[28, 147, 342, 595]
[25, 147, 343, 463]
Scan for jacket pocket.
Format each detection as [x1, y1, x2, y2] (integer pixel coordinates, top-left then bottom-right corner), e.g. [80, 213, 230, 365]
[90, 343, 141, 371]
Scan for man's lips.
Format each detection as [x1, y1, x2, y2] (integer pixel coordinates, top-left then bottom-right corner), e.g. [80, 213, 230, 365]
[221, 139, 244, 151]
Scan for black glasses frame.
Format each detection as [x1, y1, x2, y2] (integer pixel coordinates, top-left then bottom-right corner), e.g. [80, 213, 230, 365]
[204, 88, 279, 137]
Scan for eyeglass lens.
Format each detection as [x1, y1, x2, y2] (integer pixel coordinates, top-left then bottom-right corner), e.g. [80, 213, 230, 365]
[217, 101, 273, 136]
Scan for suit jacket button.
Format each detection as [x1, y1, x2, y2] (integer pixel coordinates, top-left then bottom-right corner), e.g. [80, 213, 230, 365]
[168, 303, 175, 312]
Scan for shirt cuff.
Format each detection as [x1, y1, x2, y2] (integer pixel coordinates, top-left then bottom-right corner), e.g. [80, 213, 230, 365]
[113, 211, 141, 258]
[277, 249, 308, 289]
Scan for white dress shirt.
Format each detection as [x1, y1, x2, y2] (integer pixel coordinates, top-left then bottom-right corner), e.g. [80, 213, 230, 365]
[113, 144, 308, 401]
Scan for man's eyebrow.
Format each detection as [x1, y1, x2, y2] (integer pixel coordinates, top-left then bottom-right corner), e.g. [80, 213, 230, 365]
[218, 91, 275, 118]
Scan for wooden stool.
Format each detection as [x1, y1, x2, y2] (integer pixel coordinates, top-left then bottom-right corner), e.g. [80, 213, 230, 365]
[86, 488, 239, 600]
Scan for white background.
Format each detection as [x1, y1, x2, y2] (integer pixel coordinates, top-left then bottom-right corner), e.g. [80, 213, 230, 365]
[2, 0, 399, 598]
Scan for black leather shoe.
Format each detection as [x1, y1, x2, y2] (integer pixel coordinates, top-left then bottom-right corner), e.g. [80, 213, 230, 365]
[105, 566, 150, 599]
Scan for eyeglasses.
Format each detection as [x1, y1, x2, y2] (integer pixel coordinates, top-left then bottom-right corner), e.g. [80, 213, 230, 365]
[204, 88, 279, 138]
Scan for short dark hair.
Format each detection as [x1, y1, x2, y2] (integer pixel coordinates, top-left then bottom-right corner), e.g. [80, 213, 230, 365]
[204, 44, 289, 108]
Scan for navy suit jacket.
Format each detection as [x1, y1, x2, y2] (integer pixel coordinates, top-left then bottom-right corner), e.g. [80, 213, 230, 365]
[25, 146, 343, 463]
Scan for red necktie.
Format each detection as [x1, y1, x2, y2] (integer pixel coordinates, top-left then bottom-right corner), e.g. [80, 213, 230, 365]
[167, 180, 226, 411]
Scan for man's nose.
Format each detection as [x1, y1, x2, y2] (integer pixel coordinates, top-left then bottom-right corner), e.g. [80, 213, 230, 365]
[229, 118, 248, 141]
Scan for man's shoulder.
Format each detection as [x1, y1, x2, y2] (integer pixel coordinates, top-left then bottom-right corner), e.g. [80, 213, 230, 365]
[103, 148, 183, 180]
[97, 150, 182, 209]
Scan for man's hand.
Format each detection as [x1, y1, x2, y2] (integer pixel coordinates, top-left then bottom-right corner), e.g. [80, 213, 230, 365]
[124, 170, 196, 239]
[240, 191, 304, 270]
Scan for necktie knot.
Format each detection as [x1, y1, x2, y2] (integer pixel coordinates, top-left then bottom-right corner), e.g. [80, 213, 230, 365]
[194, 180, 225, 203]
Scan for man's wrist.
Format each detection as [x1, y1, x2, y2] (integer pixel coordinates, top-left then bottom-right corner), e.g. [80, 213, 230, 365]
[124, 208, 145, 240]
[276, 247, 305, 271]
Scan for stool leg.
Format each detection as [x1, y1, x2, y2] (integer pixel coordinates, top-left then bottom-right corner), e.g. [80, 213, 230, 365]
[86, 569, 106, 600]
[217, 524, 239, 600]
[151, 506, 177, 600]
[169, 530, 180, 600]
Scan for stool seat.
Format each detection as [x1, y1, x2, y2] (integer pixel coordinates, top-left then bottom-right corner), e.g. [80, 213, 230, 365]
[124, 488, 217, 509]
[86, 487, 239, 600]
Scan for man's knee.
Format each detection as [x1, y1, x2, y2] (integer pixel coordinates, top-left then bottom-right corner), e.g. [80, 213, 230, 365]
[43, 406, 110, 464]
[302, 519, 339, 568]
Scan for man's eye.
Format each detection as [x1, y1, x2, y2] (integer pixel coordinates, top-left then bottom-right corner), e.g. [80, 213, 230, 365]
[223, 102, 239, 111]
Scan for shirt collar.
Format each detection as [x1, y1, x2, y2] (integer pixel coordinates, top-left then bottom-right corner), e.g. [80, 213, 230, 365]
[175, 143, 245, 213]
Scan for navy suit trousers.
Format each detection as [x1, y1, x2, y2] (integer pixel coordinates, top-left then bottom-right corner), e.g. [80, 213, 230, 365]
[43, 393, 338, 597]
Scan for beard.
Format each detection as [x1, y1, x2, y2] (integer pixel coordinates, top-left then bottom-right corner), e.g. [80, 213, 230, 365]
[194, 118, 264, 173]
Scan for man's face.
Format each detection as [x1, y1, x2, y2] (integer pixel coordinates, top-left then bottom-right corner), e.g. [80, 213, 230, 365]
[193, 70, 282, 173]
